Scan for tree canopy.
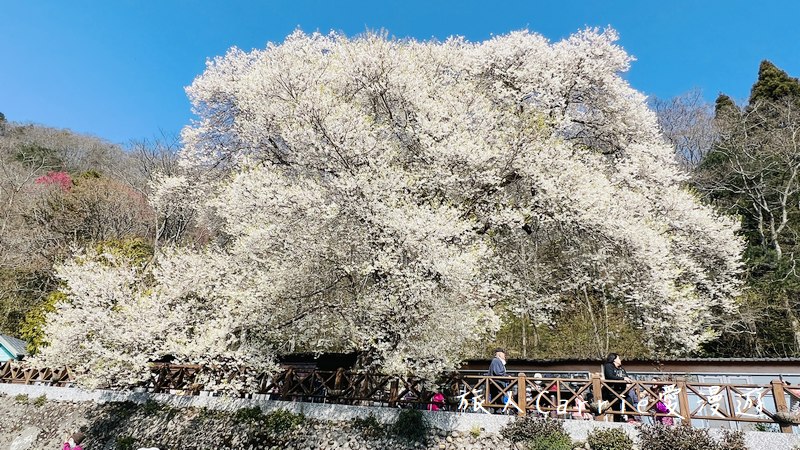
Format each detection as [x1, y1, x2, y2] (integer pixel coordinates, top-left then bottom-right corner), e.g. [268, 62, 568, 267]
[34, 29, 743, 387]
[750, 60, 800, 103]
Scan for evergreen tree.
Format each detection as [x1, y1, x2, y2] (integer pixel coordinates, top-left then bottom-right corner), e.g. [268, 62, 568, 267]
[713, 94, 738, 116]
[749, 60, 800, 103]
[698, 62, 800, 357]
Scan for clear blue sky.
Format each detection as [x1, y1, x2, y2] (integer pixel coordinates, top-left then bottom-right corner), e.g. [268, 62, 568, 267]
[1, 1, 798, 145]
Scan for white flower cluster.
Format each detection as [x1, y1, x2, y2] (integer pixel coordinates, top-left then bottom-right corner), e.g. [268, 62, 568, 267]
[35, 28, 743, 387]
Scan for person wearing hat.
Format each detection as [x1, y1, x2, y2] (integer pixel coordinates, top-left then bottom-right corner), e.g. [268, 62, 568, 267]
[63, 431, 85, 450]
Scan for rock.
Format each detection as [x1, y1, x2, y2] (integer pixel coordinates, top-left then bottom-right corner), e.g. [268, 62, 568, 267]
[446, 436, 453, 443]
[451, 431, 460, 438]
[9, 426, 42, 450]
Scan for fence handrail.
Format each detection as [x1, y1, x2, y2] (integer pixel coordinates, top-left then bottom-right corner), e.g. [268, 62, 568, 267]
[2, 361, 798, 433]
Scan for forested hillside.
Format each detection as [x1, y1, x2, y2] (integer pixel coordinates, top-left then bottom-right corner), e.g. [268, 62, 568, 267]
[0, 119, 185, 344]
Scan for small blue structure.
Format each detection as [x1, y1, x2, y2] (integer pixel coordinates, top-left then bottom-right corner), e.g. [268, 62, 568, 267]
[0, 334, 28, 361]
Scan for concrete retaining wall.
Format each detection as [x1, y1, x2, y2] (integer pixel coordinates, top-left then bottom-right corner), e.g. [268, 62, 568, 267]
[1, 383, 799, 449]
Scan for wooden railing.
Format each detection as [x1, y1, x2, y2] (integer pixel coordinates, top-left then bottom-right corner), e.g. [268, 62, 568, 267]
[2, 361, 799, 432]
[0, 361, 74, 387]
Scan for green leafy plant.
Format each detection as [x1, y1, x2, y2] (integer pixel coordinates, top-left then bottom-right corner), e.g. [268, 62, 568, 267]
[14, 394, 28, 403]
[262, 409, 305, 434]
[391, 408, 428, 443]
[718, 431, 747, 450]
[142, 399, 163, 415]
[33, 395, 47, 407]
[470, 425, 481, 438]
[587, 428, 633, 450]
[501, 416, 566, 442]
[235, 406, 264, 422]
[501, 417, 572, 450]
[638, 424, 747, 450]
[352, 413, 386, 438]
[754, 422, 780, 432]
[526, 433, 573, 450]
[116, 435, 136, 450]
[19, 290, 64, 355]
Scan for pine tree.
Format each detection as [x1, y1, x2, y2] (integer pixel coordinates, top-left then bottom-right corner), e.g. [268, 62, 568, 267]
[698, 62, 800, 356]
[713, 94, 738, 116]
[749, 60, 800, 103]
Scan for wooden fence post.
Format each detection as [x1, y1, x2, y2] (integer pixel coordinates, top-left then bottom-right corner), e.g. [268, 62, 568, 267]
[591, 372, 605, 421]
[771, 379, 794, 434]
[676, 377, 691, 426]
[281, 368, 294, 400]
[388, 378, 399, 407]
[517, 372, 527, 417]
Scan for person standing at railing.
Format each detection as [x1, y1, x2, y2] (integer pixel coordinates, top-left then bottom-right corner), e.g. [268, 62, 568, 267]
[602, 352, 633, 422]
[428, 391, 445, 411]
[653, 385, 674, 425]
[572, 391, 594, 420]
[487, 348, 507, 413]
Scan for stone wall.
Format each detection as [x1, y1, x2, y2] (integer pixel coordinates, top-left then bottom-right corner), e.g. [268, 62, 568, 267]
[0, 389, 515, 450]
[1, 383, 799, 450]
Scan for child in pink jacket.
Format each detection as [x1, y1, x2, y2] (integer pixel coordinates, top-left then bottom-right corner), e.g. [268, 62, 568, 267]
[654, 386, 674, 426]
[63, 432, 85, 450]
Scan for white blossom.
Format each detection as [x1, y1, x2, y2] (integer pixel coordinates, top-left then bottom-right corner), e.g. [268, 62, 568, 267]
[35, 28, 743, 386]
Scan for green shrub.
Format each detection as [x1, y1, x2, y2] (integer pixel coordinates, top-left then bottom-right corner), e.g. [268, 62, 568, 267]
[718, 431, 747, 450]
[142, 399, 163, 415]
[235, 406, 263, 422]
[587, 428, 633, 450]
[501, 417, 572, 450]
[391, 408, 428, 443]
[470, 425, 481, 438]
[33, 395, 47, 407]
[19, 290, 64, 355]
[501, 416, 566, 442]
[352, 413, 386, 437]
[14, 394, 28, 403]
[526, 432, 573, 450]
[754, 422, 779, 432]
[262, 409, 305, 434]
[116, 435, 135, 450]
[638, 424, 747, 450]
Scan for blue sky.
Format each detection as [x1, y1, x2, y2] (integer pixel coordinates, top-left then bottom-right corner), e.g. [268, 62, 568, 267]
[1, 1, 798, 145]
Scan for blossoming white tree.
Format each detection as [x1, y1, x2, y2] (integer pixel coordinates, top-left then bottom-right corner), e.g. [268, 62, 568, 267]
[34, 28, 743, 387]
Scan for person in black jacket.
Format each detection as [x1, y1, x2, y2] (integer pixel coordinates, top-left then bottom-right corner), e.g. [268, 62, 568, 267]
[602, 352, 632, 422]
[488, 348, 507, 377]
[487, 348, 508, 412]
